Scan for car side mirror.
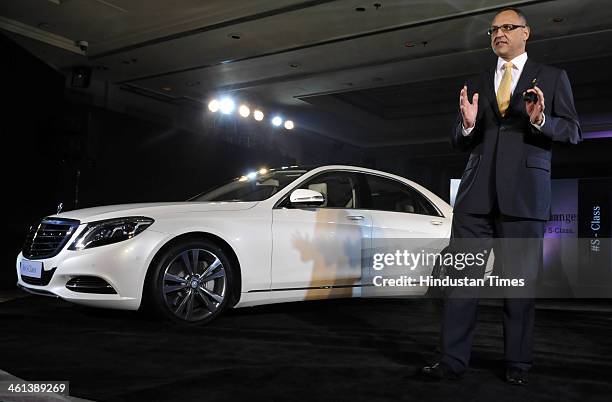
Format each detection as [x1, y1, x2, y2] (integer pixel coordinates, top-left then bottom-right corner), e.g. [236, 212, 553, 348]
[289, 189, 325, 207]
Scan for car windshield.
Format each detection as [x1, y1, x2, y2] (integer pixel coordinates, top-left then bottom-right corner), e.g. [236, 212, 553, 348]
[190, 168, 309, 202]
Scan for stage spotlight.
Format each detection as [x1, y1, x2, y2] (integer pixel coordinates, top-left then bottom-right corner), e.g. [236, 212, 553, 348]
[239, 105, 250, 117]
[272, 116, 283, 127]
[253, 110, 264, 121]
[284, 120, 294, 130]
[219, 98, 235, 114]
[208, 99, 219, 112]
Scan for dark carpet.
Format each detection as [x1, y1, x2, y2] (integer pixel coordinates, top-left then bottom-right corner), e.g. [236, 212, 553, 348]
[1, 295, 611, 402]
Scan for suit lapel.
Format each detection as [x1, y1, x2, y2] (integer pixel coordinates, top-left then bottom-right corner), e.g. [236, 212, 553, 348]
[509, 59, 542, 113]
[482, 66, 502, 122]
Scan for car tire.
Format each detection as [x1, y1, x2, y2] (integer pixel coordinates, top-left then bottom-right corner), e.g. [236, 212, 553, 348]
[144, 238, 234, 324]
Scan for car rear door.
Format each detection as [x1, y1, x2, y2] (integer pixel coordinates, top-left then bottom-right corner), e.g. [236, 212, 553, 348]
[359, 173, 450, 295]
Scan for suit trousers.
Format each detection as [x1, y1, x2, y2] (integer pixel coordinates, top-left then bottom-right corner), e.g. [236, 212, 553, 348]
[439, 207, 546, 374]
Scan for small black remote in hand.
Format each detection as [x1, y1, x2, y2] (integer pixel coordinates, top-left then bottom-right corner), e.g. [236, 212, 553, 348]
[523, 78, 538, 103]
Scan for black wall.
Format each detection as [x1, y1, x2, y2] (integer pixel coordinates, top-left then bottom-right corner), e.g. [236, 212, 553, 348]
[55, 103, 297, 210]
[3, 33, 66, 289]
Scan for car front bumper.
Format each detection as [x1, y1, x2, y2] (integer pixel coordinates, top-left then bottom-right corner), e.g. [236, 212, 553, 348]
[16, 229, 170, 310]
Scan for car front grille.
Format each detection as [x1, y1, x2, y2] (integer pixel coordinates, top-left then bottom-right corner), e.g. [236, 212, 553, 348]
[22, 218, 80, 260]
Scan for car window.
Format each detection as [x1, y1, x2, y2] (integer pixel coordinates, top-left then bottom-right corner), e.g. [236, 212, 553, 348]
[296, 172, 359, 208]
[363, 174, 440, 216]
[191, 169, 308, 202]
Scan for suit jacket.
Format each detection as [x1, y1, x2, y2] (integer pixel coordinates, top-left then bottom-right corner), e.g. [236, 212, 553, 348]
[452, 59, 582, 220]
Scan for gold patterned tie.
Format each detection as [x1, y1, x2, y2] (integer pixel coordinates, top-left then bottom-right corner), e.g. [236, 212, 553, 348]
[496, 62, 514, 117]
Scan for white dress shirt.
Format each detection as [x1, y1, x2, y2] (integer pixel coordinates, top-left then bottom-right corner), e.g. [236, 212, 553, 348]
[462, 52, 544, 136]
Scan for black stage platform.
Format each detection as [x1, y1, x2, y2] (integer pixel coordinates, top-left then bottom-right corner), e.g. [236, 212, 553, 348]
[1, 295, 611, 402]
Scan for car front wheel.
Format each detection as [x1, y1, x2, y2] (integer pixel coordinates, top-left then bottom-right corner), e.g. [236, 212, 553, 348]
[146, 239, 233, 324]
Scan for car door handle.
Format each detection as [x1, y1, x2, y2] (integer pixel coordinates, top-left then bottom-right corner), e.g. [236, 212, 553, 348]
[347, 215, 364, 221]
[430, 220, 443, 225]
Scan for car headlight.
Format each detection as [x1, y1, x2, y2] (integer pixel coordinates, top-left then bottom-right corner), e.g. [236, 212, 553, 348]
[69, 217, 154, 250]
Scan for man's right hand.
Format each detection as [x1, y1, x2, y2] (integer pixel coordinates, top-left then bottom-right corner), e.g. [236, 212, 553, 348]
[460, 85, 478, 129]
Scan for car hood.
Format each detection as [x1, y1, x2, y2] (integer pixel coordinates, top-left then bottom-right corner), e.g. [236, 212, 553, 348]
[51, 201, 259, 223]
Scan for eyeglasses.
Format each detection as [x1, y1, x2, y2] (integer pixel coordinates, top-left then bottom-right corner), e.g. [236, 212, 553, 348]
[487, 24, 526, 36]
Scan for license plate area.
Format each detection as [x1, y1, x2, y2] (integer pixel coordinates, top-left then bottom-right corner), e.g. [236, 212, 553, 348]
[20, 260, 43, 279]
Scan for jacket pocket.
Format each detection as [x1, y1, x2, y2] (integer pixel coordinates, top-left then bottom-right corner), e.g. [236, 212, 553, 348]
[526, 156, 551, 172]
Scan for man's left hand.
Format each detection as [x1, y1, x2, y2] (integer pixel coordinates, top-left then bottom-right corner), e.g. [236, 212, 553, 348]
[524, 86, 545, 125]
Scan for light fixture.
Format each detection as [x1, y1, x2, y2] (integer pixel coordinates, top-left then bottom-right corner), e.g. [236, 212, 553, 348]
[258, 168, 268, 175]
[219, 98, 235, 114]
[208, 99, 220, 112]
[246, 172, 257, 180]
[239, 105, 251, 117]
[272, 116, 283, 127]
[284, 120, 294, 130]
[254, 110, 264, 121]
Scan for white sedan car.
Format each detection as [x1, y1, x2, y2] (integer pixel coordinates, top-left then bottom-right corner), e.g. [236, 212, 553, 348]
[16, 165, 453, 323]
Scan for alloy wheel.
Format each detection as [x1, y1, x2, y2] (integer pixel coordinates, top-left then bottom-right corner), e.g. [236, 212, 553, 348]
[161, 248, 227, 322]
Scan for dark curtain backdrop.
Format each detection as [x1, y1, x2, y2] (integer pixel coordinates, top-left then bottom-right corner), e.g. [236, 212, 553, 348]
[3, 33, 65, 289]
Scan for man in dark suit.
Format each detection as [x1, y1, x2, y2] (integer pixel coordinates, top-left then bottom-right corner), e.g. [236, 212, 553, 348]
[421, 7, 581, 384]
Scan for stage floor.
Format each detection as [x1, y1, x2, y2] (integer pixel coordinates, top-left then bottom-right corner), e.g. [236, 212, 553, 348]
[1, 293, 611, 402]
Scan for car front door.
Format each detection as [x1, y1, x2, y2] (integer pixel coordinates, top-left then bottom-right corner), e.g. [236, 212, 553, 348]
[271, 171, 372, 296]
